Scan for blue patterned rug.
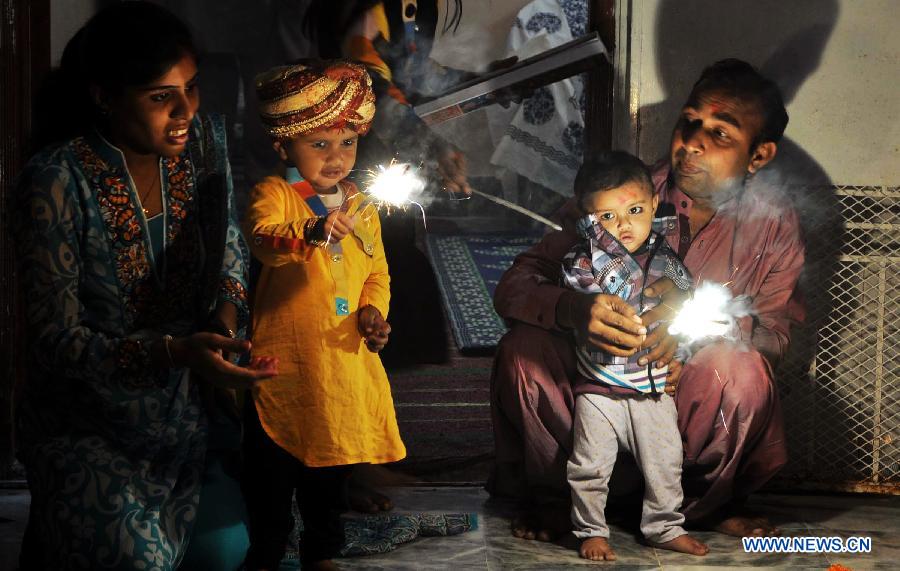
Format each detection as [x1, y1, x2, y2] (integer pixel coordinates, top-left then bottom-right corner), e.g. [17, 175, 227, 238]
[425, 234, 542, 350]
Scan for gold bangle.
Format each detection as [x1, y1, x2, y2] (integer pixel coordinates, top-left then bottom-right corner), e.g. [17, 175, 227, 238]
[162, 334, 176, 368]
[304, 217, 327, 247]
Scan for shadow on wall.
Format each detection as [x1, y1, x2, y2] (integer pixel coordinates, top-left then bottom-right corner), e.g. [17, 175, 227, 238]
[155, 0, 319, 190]
[642, 0, 864, 486]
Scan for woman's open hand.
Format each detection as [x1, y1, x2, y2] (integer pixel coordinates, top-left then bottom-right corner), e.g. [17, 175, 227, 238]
[170, 333, 278, 389]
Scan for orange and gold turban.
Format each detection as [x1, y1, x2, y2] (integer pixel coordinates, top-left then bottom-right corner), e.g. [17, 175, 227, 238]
[255, 60, 376, 139]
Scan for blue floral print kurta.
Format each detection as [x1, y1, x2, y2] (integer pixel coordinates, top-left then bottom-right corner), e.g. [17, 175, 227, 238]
[13, 115, 248, 570]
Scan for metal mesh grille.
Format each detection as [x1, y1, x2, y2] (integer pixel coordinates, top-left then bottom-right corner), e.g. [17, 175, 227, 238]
[776, 186, 899, 493]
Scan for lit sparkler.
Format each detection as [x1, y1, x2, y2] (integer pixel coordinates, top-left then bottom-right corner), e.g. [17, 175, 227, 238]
[360, 161, 563, 232]
[365, 162, 426, 208]
[668, 281, 751, 343]
[359, 162, 427, 226]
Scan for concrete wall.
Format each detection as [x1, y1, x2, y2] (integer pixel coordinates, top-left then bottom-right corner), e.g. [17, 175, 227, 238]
[50, 0, 102, 66]
[613, 0, 899, 186]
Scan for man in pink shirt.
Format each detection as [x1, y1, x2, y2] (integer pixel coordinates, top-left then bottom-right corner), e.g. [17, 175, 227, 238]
[489, 59, 805, 543]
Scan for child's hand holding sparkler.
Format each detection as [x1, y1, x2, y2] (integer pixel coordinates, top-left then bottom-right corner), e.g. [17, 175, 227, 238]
[358, 305, 391, 353]
[324, 210, 356, 243]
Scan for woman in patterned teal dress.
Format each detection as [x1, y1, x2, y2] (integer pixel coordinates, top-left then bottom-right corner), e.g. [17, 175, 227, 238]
[13, 3, 278, 569]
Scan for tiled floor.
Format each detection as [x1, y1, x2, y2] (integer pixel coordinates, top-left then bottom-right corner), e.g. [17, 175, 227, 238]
[2, 485, 897, 570]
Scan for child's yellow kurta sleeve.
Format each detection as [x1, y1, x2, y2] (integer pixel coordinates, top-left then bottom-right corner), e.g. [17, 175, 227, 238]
[244, 176, 318, 266]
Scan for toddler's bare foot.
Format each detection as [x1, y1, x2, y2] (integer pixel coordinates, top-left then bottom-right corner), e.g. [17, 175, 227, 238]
[580, 537, 617, 561]
[649, 533, 709, 556]
[347, 464, 412, 513]
[348, 487, 393, 513]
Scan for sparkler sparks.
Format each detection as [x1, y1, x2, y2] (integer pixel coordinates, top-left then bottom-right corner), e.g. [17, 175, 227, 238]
[365, 162, 426, 207]
[719, 408, 730, 435]
[669, 281, 751, 343]
[715, 370, 730, 433]
[360, 162, 427, 226]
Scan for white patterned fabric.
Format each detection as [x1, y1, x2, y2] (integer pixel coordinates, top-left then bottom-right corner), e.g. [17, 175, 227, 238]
[487, 0, 587, 196]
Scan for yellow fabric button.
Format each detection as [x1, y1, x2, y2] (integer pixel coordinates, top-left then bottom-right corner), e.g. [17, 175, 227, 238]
[364, 243, 374, 255]
[331, 254, 343, 263]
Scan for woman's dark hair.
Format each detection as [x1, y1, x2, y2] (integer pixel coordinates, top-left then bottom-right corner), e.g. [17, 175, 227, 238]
[574, 151, 653, 200]
[32, 1, 196, 150]
[688, 58, 789, 150]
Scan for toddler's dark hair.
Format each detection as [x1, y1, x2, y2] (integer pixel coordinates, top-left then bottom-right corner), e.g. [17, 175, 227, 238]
[574, 151, 653, 200]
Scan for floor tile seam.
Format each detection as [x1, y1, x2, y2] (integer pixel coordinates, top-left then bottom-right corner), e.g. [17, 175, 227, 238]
[649, 545, 664, 569]
[481, 522, 493, 571]
[802, 518, 838, 566]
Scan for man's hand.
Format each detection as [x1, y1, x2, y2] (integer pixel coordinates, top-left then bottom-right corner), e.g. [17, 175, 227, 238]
[358, 305, 391, 352]
[170, 333, 279, 389]
[664, 359, 683, 396]
[436, 146, 472, 196]
[558, 291, 647, 356]
[324, 211, 356, 243]
[638, 278, 691, 368]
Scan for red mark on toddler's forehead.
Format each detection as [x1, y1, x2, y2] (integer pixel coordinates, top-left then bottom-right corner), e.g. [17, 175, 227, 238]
[615, 190, 637, 205]
[709, 102, 722, 114]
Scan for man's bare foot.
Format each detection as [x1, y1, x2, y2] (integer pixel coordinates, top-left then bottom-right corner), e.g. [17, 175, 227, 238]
[580, 537, 617, 561]
[713, 514, 780, 537]
[510, 506, 571, 542]
[306, 559, 339, 570]
[649, 533, 709, 556]
[511, 515, 541, 540]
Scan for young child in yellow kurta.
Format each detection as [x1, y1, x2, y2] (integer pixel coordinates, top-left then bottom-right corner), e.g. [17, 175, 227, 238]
[242, 60, 405, 571]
